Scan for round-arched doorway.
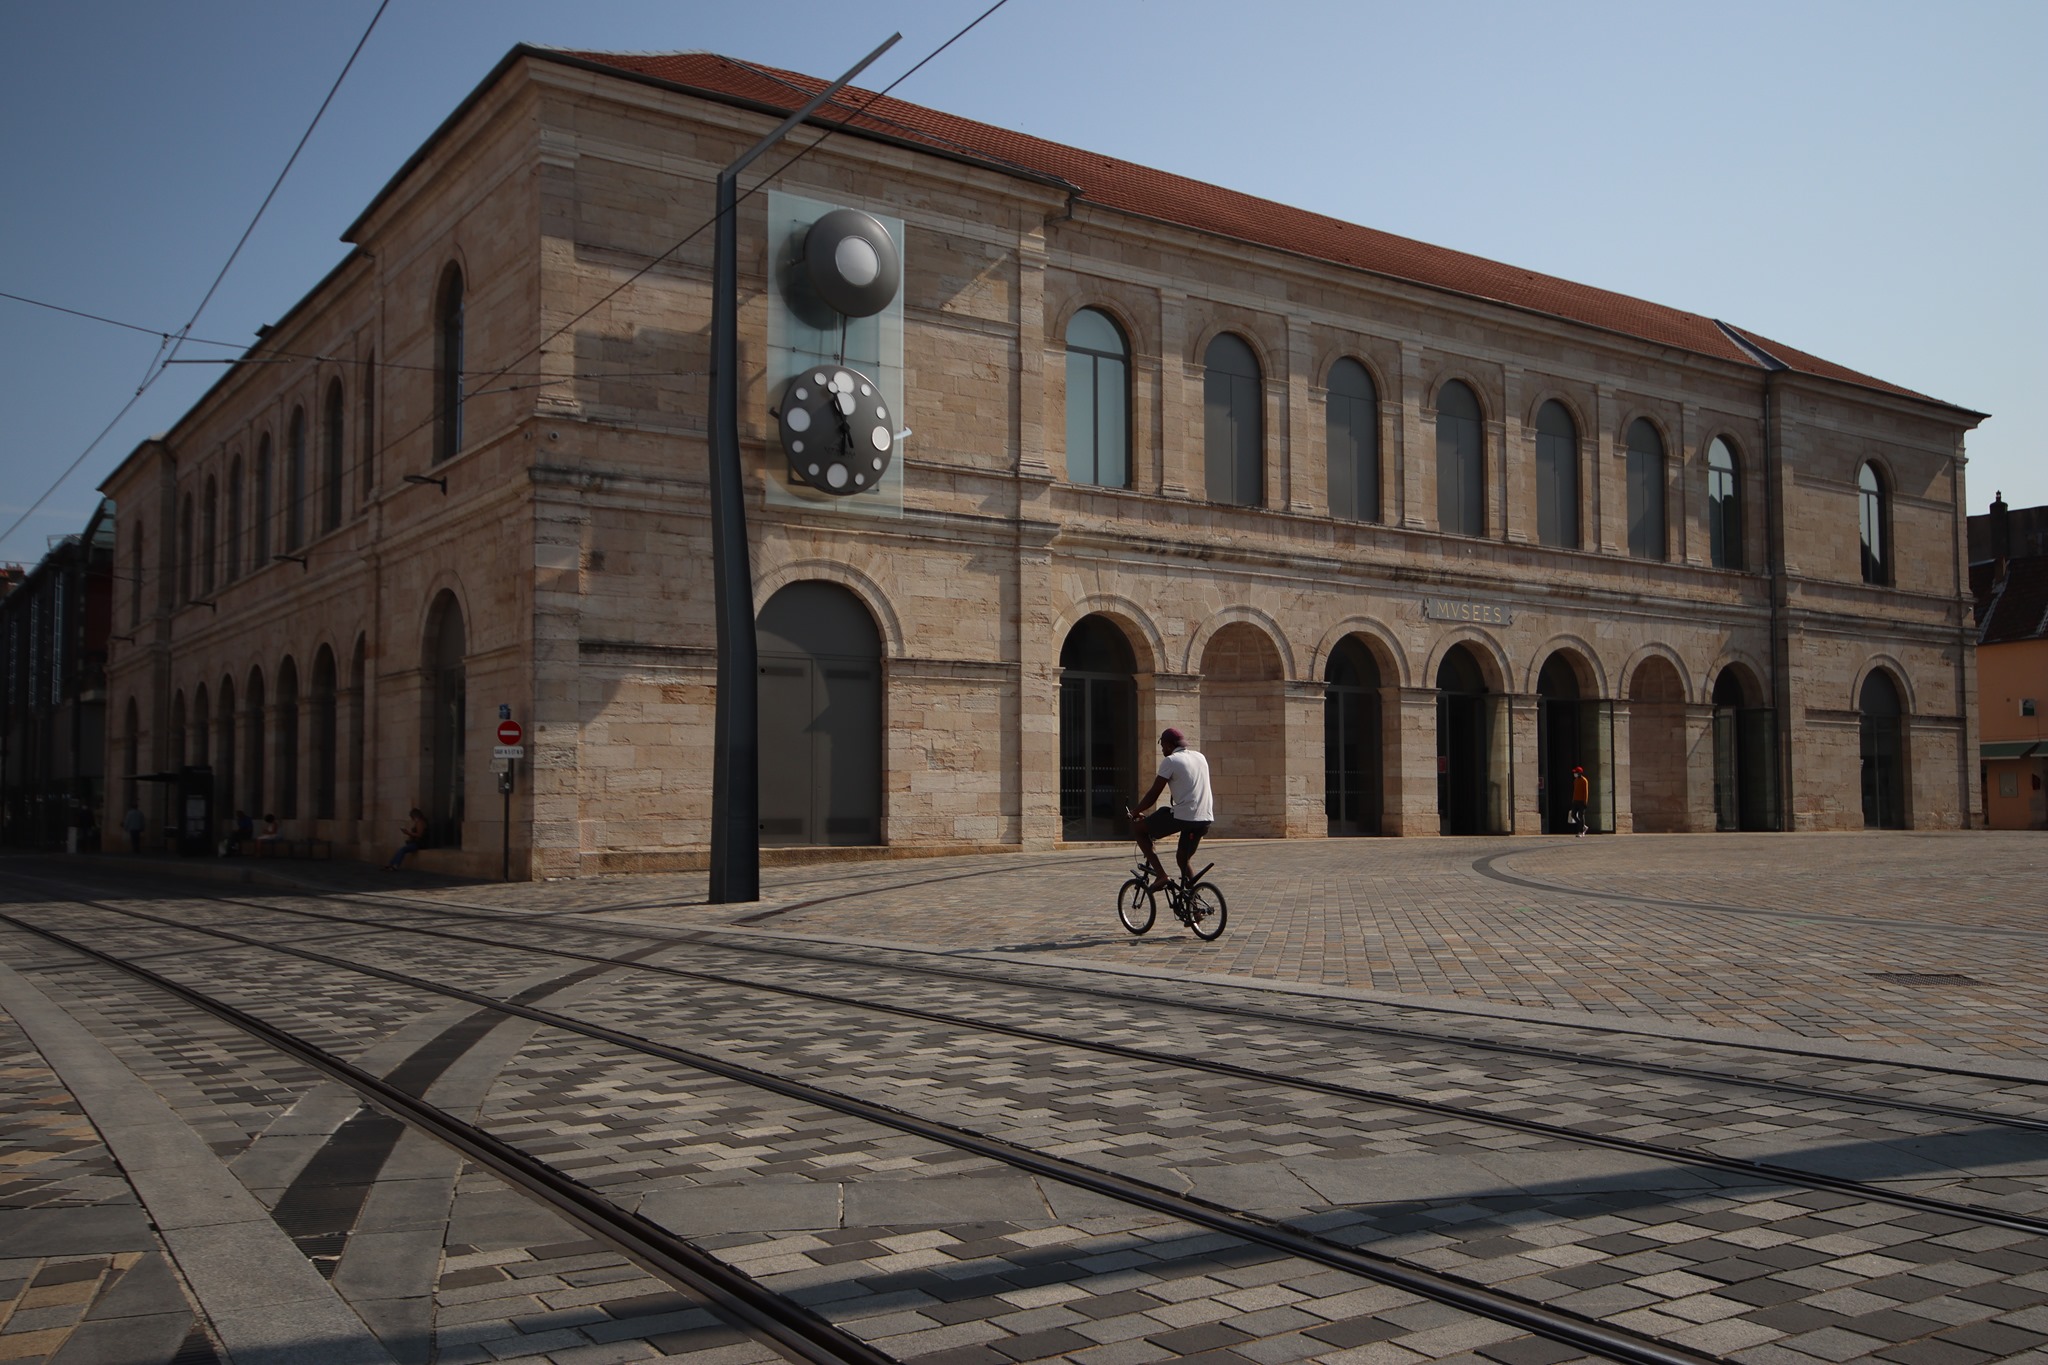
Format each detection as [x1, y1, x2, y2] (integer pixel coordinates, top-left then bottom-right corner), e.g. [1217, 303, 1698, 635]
[1059, 616, 1138, 841]
[757, 582, 882, 846]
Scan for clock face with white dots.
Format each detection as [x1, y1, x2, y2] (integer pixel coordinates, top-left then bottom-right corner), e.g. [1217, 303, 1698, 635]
[776, 364, 894, 496]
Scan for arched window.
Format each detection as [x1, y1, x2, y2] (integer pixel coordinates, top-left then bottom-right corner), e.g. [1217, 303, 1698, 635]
[255, 433, 274, 566]
[245, 667, 266, 821]
[1626, 418, 1666, 560]
[1540, 401, 1581, 548]
[1326, 358, 1379, 522]
[435, 266, 465, 464]
[201, 476, 218, 594]
[225, 456, 243, 582]
[1203, 333, 1262, 507]
[1859, 462, 1888, 585]
[286, 406, 307, 551]
[276, 656, 300, 820]
[1535, 400, 1578, 549]
[1435, 381, 1483, 536]
[360, 352, 376, 500]
[178, 494, 195, 605]
[323, 378, 345, 533]
[129, 525, 144, 627]
[1064, 308, 1128, 487]
[1708, 438, 1742, 570]
[311, 645, 337, 820]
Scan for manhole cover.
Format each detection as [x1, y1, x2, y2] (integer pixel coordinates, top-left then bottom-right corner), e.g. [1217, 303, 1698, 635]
[1871, 972, 1982, 986]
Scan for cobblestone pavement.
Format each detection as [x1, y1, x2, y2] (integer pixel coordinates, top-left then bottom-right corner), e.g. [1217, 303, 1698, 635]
[0, 832, 2042, 1364]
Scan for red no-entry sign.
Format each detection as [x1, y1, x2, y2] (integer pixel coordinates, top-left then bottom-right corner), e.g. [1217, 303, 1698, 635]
[498, 720, 523, 746]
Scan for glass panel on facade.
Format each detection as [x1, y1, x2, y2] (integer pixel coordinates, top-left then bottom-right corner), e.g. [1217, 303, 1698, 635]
[1535, 400, 1577, 549]
[1627, 418, 1665, 560]
[1859, 463, 1887, 584]
[1326, 359, 1379, 523]
[1435, 381, 1483, 536]
[1064, 308, 1129, 488]
[1708, 438, 1742, 569]
[1203, 333, 1261, 506]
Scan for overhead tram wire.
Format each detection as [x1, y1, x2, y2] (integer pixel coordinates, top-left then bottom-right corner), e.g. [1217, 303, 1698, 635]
[0, 1, 389, 561]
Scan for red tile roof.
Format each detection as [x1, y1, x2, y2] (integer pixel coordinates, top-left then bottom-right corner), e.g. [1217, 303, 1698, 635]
[544, 47, 1975, 414]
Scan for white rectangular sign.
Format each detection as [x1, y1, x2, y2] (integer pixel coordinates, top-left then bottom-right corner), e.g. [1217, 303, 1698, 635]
[493, 745, 525, 761]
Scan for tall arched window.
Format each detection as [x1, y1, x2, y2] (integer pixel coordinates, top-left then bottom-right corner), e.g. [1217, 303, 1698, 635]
[1203, 333, 1262, 507]
[311, 645, 337, 820]
[435, 266, 465, 464]
[1535, 400, 1578, 549]
[360, 352, 376, 500]
[276, 656, 300, 820]
[129, 525, 144, 627]
[255, 434, 274, 566]
[1859, 462, 1888, 585]
[225, 456, 243, 582]
[245, 667, 266, 820]
[1435, 380, 1483, 536]
[323, 378, 345, 533]
[178, 494, 195, 605]
[201, 476, 218, 594]
[286, 406, 307, 551]
[1064, 308, 1128, 487]
[1626, 418, 1666, 560]
[1326, 358, 1379, 522]
[1708, 438, 1742, 570]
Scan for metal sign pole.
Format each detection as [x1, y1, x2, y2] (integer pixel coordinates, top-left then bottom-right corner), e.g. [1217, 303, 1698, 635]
[706, 33, 898, 904]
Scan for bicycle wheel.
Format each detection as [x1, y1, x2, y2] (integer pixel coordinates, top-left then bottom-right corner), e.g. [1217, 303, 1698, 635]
[1185, 882, 1227, 940]
[1116, 878, 1156, 935]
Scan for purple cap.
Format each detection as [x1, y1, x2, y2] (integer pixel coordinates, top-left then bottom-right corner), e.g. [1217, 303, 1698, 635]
[1161, 728, 1185, 748]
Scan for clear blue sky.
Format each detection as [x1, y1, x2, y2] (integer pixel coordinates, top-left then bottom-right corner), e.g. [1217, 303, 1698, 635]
[3, 0, 2041, 562]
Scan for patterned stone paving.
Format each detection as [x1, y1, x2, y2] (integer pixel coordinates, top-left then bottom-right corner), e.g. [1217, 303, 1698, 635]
[1, 831, 2044, 1364]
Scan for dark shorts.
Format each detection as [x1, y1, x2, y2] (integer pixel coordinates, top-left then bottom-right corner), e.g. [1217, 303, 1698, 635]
[1141, 808, 1211, 859]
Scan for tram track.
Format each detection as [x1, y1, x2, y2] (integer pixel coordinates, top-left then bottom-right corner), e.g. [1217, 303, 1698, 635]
[2, 896, 1708, 1365]
[7, 864, 2046, 1363]
[30, 877, 2048, 1242]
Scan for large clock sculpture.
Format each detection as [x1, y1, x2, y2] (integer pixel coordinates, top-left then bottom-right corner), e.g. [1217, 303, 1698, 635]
[776, 364, 893, 495]
[773, 207, 901, 497]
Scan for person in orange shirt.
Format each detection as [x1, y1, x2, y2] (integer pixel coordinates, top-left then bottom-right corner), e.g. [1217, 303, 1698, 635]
[1569, 766, 1591, 838]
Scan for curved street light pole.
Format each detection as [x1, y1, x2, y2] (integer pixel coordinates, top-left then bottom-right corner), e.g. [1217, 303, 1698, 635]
[707, 34, 900, 904]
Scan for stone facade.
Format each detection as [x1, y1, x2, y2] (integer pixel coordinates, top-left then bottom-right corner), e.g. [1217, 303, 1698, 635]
[97, 49, 1984, 878]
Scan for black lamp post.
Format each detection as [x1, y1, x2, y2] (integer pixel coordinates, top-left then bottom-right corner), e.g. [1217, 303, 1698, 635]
[706, 34, 899, 904]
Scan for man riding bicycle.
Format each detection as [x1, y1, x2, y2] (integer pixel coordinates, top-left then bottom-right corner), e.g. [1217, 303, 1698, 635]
[1131, 728, 1213, 893]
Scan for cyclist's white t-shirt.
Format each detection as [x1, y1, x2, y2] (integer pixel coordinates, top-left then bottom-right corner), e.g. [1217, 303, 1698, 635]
[1157, 748, 1214, 822]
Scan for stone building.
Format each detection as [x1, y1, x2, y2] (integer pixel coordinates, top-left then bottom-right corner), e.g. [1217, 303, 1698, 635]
[1, 500, 115, 849]
[98, 47, 1985, 878]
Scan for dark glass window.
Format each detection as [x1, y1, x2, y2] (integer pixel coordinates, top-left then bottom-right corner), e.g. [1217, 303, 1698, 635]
[286, 407, 307, 551]
[1064, 308, 1129, 488]
[179, 494, 195, 604]
[226, 457, 243, 582]
[202, 477, 218, 594]
[1435, 381, 1483, 536]
[1326, 359, 1379, 522]
[255, 434, 273, 566]
[1708, 438, 1742, 570]
[1626, 418, 1666, 560]
[1859, 462, 1887, 585]
[360, 353, 376, 500]
[1534, 400, 1578, 549]
[1203, 333, 1262, 506]
[323, 379, 345, 533]
[435, 267, 464, 464]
